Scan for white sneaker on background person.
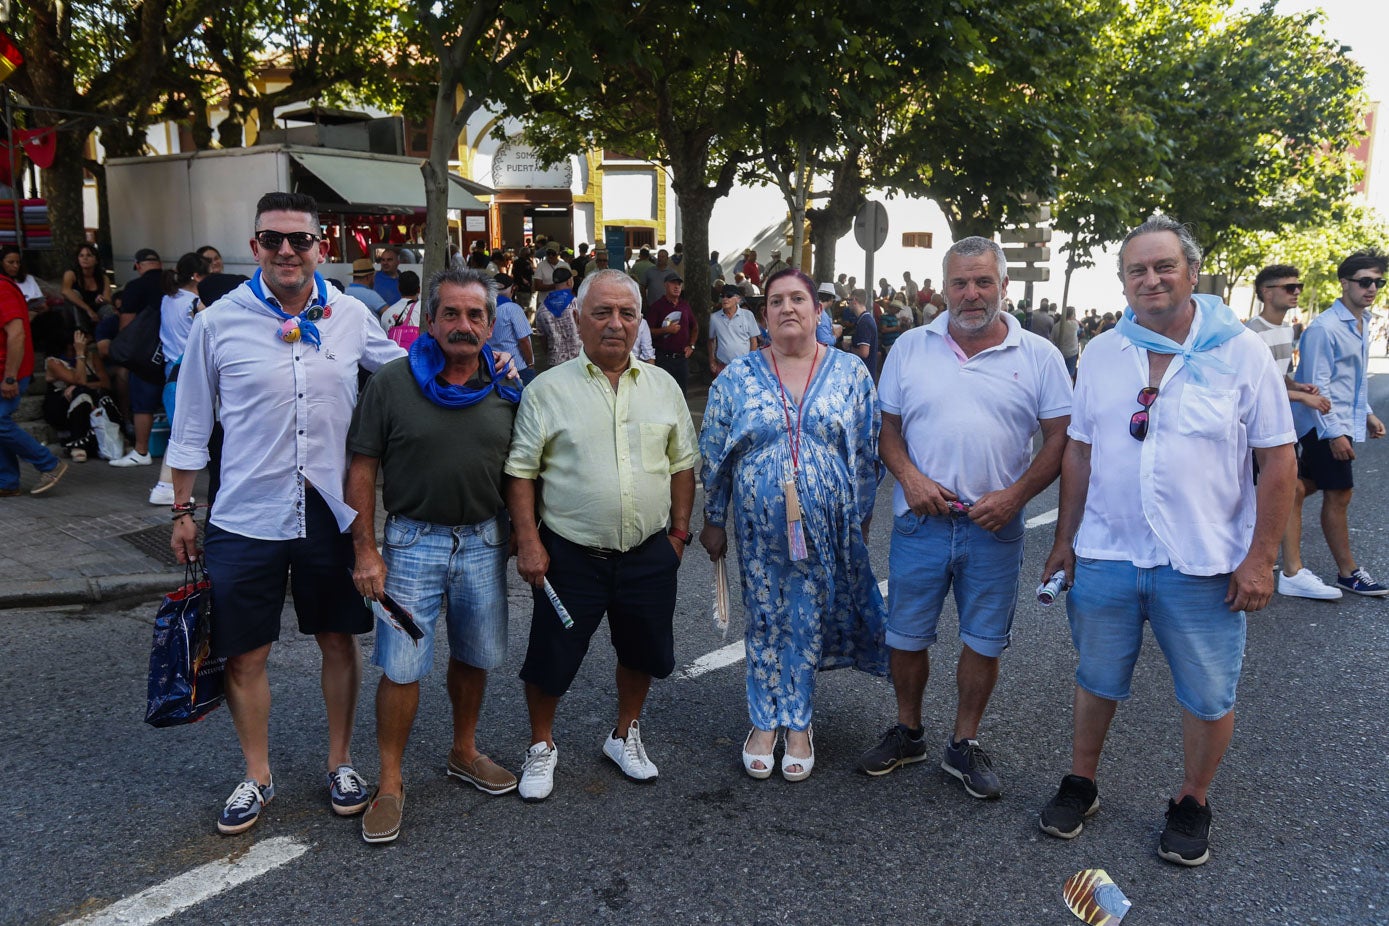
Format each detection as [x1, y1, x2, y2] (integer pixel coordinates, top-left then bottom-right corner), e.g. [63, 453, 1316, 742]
[1276, 568, 1343, 600]
[110, 449, 152, 467]
[148, 482, 175, 505]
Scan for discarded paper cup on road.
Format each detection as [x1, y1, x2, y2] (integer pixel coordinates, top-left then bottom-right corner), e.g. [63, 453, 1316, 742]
[1063, 869, 1131, 926]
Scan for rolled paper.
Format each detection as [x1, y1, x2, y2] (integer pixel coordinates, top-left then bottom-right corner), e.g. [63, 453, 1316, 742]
[713, 557, 730, 637]
[542, 577, 575, 629]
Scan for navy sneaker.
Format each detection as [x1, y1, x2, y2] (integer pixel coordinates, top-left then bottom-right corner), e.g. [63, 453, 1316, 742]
[218, 777, 274, 835]
[1336, 568, 1389, 597]
[858, 724, 929, 776]
[941, 737, 1002, 799]
[328, 765, 370, 816]
[1158, 795, 1212, 866]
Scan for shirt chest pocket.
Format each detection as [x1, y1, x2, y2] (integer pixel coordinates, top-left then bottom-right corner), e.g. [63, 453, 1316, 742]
[636, 422, 673, 475]
[1178, 385, 1237, 441]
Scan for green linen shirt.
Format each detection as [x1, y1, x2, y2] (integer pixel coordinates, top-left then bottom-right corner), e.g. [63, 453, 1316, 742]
[504, 350, 698, 551]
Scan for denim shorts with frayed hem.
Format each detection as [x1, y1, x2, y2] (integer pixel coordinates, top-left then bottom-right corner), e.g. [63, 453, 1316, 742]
[371, 513, 510, 683]
[885, 510, 1025, 659]
[1067, 557, 1244, 721]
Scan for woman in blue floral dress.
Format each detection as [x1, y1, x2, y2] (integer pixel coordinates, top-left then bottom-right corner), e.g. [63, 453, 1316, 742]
[699, 268, 887, 782]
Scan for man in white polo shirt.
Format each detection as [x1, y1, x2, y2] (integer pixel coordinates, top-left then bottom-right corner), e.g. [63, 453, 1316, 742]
[1246, 263, 1338, 600]
[857, 236, 1071, 800]
[1037, 215, 1296, 867]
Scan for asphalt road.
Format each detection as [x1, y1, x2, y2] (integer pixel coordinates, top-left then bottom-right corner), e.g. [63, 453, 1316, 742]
[3, 378, 1388, 926]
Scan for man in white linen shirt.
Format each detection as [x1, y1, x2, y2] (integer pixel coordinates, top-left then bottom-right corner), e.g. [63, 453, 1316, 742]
[1037, 215, 1296, 868]
[168, 192, 406, 836]
[857, 236, 1071, 800]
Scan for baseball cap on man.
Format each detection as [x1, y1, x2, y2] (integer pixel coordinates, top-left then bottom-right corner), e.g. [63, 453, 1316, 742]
[552, 268, 573, 284]
[720, 284, 742, 299]
[493, 272, 514, 289]
[134, 248, 161, 264]
[664, 270, 683, 283]
[351, 258, 374, 277]
[818, 282, 838, 300]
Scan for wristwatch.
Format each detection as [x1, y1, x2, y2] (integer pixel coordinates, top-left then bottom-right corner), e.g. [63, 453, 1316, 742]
[3, 377, 15, 385]
[668, 527, 692, 545]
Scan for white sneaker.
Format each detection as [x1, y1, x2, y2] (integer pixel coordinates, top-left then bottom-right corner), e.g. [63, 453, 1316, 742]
[519, 742, 557, 802]
[110, 449, 152, 467]
[1277, 568, 1343, 600]
[148, 482, 175, 505]
[603, 720, 658, 781]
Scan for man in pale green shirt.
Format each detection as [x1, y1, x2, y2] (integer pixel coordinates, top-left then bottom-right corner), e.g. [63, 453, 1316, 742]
[505, 268, 697, 801]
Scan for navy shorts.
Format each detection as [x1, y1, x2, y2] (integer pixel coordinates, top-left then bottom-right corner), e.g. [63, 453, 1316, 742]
[127, 370, 165, 415]
[203, 487, 371, 658]
[1298, 429, 1353, 492]
[519, 525, 678, 697]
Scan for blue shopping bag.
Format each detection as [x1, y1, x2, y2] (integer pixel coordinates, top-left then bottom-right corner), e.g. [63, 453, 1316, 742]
[144, 565, 225, 727]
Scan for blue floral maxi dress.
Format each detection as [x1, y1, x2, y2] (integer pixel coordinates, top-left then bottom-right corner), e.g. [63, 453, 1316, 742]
[700, 349, 888, 732]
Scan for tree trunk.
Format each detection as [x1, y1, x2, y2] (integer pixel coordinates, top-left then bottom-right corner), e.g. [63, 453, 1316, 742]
[82, 158, 112, 265]
[421, 78, 458, 284]
[808, 185, 864, 285]
[39, 132, 90, 269]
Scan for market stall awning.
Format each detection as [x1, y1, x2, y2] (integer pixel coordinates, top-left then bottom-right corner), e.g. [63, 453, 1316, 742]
[290, 151, 488, 212]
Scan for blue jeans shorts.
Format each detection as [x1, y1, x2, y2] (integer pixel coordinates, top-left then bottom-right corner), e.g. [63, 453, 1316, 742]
[886, 510, 1025, 658]
[1067, 558, 1245, 721]
[371, 513, 510, 684]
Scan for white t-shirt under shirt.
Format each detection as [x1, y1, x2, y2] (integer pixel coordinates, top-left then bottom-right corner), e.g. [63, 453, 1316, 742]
[1244, 314, 1294, 376]
[878, 311, 1073, 516]
[1069, 306, 1295, 576]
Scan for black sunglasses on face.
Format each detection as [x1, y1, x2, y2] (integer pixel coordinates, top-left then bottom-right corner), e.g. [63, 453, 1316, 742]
[1129, 386, 1159, 441]
[255, 230, 323, 252]
[1348, 276, 1385, 290]
[1268, 283, 1304, 294]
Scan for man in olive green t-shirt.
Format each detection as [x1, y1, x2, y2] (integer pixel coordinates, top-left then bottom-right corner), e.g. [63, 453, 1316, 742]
[345, 268, 522, 844]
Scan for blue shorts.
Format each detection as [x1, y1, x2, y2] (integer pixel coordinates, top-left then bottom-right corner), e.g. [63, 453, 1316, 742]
[886, 511, 1025, 658]
[371, 513, 510, 683]
[1067, 558, 1245, 721]
[128, 370, 164, 415]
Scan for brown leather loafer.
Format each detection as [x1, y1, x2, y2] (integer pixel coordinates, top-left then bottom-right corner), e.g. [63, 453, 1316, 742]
[447, 751, 518, 795]
[361, 790, 403, 844]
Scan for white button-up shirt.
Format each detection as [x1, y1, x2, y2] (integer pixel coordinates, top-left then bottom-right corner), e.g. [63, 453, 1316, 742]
[167, 279, 405, 540]
[1291, 299, 1375, 442]
[1069, 306, 1295, 576]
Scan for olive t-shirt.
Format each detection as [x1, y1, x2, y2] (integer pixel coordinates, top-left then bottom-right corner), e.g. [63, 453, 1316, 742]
[348, 357, 517, 525]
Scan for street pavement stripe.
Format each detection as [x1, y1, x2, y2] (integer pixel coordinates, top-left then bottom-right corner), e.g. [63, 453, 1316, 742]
[677, 507, 1061, 679]
[678, 640, 744, 679]
[64, 837, 308, 926]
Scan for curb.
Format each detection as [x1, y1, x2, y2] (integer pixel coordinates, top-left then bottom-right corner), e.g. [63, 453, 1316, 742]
[0, 572, 176, 610]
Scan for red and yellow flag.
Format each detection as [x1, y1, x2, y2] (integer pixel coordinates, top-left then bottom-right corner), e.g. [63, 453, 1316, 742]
[0, 30, 24, 84]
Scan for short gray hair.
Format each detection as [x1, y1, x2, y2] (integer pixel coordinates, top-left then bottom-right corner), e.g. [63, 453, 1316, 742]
[1117, 213, 1202, 275]
[943, 236, 1007, 282]
[575, 268, 643, 314]
[426, 267, 496, 322]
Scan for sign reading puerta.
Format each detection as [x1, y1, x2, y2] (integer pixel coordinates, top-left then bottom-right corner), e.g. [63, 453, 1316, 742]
[490, 141, 574, 191]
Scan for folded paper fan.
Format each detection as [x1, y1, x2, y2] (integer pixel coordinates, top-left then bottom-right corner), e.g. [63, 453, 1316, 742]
[1063, 869, 1131, 926]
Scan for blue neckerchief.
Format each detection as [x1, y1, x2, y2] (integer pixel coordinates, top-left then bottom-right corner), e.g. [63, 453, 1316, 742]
[543, 289, 574, 318]
[249, 270, 328, 350]
[1115, 293, 1243, 385]
[408, 334, 522, 408]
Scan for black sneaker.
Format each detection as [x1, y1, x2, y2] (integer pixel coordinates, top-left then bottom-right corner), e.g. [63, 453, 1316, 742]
[857, 724, 929, 776]
[941, 737, 1002, 799]
[1039, 774, 1100, 839]
[1158, 795, 1212, 866]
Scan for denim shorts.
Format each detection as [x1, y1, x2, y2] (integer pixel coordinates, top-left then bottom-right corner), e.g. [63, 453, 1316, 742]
[371, 513, 510, 683]
[1066, 558, 1245, 721]
[886, 510, 1025, 658]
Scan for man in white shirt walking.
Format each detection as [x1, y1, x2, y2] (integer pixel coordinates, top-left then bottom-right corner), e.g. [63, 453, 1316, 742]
[1245, 264, 1339, 600]
[1038, 215, 1296, 867]
[168, 192, 406, 836]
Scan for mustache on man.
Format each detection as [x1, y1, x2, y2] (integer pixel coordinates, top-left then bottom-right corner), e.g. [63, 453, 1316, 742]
[446, 330, 480, 345]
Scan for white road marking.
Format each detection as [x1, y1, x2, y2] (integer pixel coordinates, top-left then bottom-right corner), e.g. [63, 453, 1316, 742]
[678, 640, 745, 679]
[679, 507, 1060, 679]
[65, 837, 308, 926]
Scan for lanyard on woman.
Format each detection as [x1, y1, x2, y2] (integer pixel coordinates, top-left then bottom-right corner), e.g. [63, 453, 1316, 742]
[769, 344, 819, 561]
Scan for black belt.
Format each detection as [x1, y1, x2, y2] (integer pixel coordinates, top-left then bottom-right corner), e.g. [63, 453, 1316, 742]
[657, 351, 686, 358]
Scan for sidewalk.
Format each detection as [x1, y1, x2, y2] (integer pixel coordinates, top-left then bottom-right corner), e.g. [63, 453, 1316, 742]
[0, 382, 711, 609]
